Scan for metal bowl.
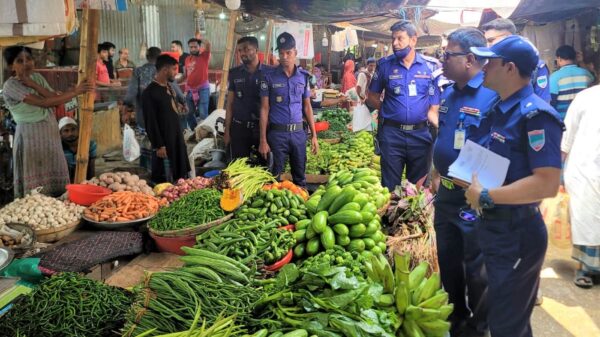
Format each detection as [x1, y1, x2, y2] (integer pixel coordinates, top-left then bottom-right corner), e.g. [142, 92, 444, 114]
[0, 247, 14, 272]
[82, 214, 155, 230]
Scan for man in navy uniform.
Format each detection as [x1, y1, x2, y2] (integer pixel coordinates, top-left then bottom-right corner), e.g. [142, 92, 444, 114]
[432, 28, 498, 337]
[367, 20, 440, 191]
[481, 18, 551, 103]
[224, 36, 271, 160]
[467, 35, 563, 337]
[259, 32, 318, 186]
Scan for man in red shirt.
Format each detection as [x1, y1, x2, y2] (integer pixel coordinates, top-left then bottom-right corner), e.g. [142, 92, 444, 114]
[182, 37, 211, 131]
[96, 43, 120, 87]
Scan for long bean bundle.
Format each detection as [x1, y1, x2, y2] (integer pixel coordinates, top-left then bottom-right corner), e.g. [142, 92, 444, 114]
[222, 158, 275, 199]
[135, 310, 245, 337]
[0, 272, 132, 337]
[148, 188, 224, 231]
[123, 271, 259, 336]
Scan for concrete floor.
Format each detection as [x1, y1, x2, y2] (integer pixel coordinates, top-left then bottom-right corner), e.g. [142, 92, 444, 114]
[532, 244, 600, 336]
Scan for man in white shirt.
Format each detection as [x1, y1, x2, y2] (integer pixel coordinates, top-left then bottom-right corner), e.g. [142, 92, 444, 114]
[356, 57, 376, 102]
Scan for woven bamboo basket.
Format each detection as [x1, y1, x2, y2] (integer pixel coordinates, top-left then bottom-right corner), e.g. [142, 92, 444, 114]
[148, 213, 233, 238]
[35, 220, 81, 243]
[321, 137, 341, 144]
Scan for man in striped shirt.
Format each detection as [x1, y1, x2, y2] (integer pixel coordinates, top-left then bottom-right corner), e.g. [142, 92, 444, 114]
[550, 45, 594, 120]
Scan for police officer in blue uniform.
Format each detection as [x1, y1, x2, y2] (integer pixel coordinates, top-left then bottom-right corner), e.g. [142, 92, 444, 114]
[225, 36, 271, 160]
[481, 18, 551, 102]
[432, 28, 498, 337]
[367, 21, 440, 190]
[466, 35, 564, 337]
[259, 32, 318, 187]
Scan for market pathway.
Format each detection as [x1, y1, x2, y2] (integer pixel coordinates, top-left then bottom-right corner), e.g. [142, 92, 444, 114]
[532, 244, 600, 336]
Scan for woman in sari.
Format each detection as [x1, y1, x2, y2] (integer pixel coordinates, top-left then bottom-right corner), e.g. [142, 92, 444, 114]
[341, 59, 357, 93]
[2, 46, 94, 197]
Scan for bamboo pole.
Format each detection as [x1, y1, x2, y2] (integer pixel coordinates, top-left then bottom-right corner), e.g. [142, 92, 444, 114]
[74, 9, 100, 183]
[217, 10, 238, 110]
[264, 19, 273, 65]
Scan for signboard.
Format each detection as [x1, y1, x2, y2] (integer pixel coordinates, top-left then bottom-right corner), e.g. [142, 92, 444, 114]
[272, 21, 314, 59]
[76, 0, 127, 11]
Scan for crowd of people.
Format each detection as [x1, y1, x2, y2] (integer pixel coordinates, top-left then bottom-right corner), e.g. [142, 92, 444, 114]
[1, 15, 598, 337]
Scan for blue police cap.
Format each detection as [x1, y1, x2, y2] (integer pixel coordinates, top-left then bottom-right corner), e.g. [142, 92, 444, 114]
[276, 32, 295, 50]
[470, 35, 539, 74]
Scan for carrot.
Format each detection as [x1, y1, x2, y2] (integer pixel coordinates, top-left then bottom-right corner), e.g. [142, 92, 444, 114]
[85, 191, 163, 223]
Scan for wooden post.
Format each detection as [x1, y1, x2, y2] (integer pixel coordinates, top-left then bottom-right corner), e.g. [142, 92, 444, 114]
[217, 10, 238, 110]
[264, 19, 273, 65]
[74, 9, 100, 183]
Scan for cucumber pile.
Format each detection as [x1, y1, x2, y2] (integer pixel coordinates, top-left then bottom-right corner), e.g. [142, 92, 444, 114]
[328, 131, 375, 173]
[294, 168, 390, 257]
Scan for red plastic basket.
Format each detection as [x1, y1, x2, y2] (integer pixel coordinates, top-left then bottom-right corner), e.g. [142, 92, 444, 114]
[149, 232, 196, 255]
[315, 121, 330, 132]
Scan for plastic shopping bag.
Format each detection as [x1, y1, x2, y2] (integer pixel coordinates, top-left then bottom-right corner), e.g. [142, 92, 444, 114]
[123, 124, 141, 162]
[540, 186, 571, 249]
[352, 103, 373, 131]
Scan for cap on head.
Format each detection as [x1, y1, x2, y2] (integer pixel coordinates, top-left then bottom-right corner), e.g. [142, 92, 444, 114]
[58, 117, 77, 131]
[276, 32, 295, 51]
[470, 35, 538, 74]
[367, 57, 376, 64]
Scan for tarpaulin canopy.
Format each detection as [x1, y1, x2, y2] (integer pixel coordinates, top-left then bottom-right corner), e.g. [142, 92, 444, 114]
[510, 0, 600, 22]
[209, 0, 434, 24]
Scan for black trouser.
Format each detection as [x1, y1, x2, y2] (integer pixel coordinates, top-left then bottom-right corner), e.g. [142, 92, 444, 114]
[229, 121, 259, 161]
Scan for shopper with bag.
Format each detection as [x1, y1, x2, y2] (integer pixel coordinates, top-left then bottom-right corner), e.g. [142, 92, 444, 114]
[561, 84, 600, 288]
[142, 55, 191, 183]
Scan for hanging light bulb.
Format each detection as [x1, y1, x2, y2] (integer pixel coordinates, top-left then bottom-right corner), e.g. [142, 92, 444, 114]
[219, 10, 226, 20]
[225, 0, 241, 10]
[321, 32, 329, 47]
[260, 35, 265, 41]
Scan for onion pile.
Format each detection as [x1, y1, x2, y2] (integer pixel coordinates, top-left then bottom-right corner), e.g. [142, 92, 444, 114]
[160, 177, 213, 202]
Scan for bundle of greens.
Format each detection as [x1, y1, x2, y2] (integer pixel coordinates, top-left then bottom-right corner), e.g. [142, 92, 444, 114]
[221, 158, 276, 199]
[0, 272, 132, 337]
[123, 270, 260, 336]
[320, 108, 351, 132]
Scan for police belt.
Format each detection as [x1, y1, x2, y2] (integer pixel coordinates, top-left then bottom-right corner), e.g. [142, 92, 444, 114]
[269, 123, 304, 132]
[482, 206, 539, 221]
[382, 119, 428, 131]
[233, 118, 257, 129]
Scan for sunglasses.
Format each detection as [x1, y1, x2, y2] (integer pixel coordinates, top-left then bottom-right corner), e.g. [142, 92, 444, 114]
[442, 51, 469, 59]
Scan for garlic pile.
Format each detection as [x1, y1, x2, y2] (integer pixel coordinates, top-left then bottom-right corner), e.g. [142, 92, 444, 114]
[0, 190, 85, 231]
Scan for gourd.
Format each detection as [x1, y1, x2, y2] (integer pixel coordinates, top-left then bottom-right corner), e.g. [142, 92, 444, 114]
[220, 188, 243, 212]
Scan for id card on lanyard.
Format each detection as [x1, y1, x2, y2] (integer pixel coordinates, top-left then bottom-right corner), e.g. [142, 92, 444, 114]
[408, 80, 417, 97]
[454, 113, 466, 150]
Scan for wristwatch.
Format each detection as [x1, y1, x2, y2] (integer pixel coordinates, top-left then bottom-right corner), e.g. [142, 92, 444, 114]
[479, 188, 495, 209]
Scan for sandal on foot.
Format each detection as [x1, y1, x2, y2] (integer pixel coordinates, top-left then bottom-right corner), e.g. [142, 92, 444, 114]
[574, 270, 593, 289]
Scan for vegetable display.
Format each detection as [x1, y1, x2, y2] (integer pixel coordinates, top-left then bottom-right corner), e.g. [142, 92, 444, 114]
[123, 270, 259, 336]
[160, 176, 213, 203]
[296, 168, 390, 257]
[149, 189, 224, 231]
[137, 310, 245, 337]
[327, 131, 375, 173]
[221, 158, 276, 200]
[83, 191, 163, 222]
[0, 189, 84, 230]
[83, 171, 154, 195]
[195, 217, 295, 268]
[0, 272, 132, 337]
[237, 189, 308, 226]
[319, 108, 351, 132]
[262, 180, 309, 201]
[180, 246, 254, 285]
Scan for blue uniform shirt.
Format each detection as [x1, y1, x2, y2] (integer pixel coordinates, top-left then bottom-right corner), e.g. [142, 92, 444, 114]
[532, 60, 551, 103]
[260, 65, 310, 125]
[487, 85, 563, 191]
[369, 53, 441, 124]
[433, 72, 498, 179]
[228, 62, 272, 121]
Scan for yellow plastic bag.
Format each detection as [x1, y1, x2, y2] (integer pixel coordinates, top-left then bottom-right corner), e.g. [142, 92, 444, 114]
[540, 186, 571, 249]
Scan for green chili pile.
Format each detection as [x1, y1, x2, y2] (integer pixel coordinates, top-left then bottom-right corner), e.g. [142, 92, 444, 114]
[0, 272, 132, 337]
[149, 188, 224, 231]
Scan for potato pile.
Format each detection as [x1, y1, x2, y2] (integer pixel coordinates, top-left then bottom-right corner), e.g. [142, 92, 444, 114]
[83, 172, 154, 195]
[0, 191, 85, 231]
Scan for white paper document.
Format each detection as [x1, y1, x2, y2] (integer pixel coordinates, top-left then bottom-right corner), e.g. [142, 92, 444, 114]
[448, 140, 510, 188]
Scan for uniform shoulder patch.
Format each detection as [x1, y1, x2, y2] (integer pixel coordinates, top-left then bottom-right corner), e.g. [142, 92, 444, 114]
[260, 81, 268, 90]
[536, 75, 548, 89]
[528, 129, 545, 151]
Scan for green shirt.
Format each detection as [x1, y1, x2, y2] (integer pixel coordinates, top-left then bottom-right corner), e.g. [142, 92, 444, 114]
[2, 72, 54, 123]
